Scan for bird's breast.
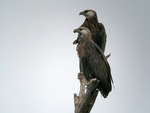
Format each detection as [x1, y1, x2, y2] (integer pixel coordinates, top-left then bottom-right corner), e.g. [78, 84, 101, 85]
[77, 42, 85, 58]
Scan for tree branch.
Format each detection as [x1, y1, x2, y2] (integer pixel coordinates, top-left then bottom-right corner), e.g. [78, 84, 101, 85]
[74, 72, 100, 113]
[106, 53, 111, 59]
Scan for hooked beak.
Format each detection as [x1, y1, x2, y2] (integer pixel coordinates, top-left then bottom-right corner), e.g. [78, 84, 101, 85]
[79, 11, 85, 16]
[73, 29, 79, 33]
[73, 39, 78, 45]
[73, 29, 80, 45]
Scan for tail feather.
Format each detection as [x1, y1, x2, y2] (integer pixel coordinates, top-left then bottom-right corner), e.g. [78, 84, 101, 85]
[98, 83, 112, 98]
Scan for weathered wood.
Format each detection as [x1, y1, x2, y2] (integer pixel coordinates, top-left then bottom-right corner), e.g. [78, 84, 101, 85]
[106, 53, 111, 59]
[74, 72, 86, 113]
[78, 72, 86, 102]
[74, 72, 100, 113]
[77, 79, 99, 113]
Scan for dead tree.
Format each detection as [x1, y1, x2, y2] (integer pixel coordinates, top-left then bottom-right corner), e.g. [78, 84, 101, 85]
[74, 72, 100, 113]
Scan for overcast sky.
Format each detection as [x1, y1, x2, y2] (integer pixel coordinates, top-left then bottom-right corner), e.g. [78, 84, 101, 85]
[0, 0, 150, 113]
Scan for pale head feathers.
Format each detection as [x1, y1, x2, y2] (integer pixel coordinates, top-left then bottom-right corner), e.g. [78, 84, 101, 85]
[79, 9, 97, 19]
[74, 27, 92, 38]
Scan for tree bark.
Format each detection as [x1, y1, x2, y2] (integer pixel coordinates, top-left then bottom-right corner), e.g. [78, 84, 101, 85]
[74, 72, 100, 113]
[106, 53, 111, 59]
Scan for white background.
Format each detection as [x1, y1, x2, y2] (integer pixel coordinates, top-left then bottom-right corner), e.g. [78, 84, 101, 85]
[0, 0, 150, 113]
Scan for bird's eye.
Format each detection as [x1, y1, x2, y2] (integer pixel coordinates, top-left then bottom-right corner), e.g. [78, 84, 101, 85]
[79, 28, 82, 31]
[84, 11, 88, 13]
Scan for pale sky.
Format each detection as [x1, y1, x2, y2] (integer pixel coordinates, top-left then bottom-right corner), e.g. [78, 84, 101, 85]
[0, 0, 150, 113]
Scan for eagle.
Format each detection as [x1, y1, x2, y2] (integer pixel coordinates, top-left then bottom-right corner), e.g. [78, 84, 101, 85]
[73, 27, 113, 98]
[73, 9, 107, 52]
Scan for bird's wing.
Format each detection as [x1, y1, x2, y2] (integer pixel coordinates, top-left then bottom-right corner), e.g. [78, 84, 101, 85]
[97, 23, 107, 52]
[94, 41, 113, 83]
[84, 40, 113, 83]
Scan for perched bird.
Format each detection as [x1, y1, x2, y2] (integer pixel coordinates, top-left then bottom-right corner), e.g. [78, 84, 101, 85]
[73, 27, 113, 98]
[73, 9, 107, 52]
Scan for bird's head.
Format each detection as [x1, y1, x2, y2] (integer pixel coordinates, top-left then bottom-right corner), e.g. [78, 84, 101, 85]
[74, 27, 91, 36]
[73, 27, 92, 44]
[79, 9, 97, 19]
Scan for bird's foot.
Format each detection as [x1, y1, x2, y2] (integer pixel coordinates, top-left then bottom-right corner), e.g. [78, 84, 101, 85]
[86, 78, 97, 90]
[89, 78, 97, 84]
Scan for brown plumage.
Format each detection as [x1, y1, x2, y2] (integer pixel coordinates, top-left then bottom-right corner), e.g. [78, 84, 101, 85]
[73, 27, 113, 98]
[73, 9, 107, 52]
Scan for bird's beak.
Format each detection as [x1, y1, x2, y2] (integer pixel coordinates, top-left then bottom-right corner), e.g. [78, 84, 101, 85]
[73, 29, 80, 45]
[73, 29, 79, 33]
[79, 11, 85, 16]
[73, 39, 78, 45]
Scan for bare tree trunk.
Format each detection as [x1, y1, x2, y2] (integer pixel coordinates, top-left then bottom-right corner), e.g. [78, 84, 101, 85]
[74, 72, 100, 113]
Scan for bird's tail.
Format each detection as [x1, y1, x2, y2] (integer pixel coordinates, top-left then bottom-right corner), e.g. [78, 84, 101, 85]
[98, 82, 112, 98]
